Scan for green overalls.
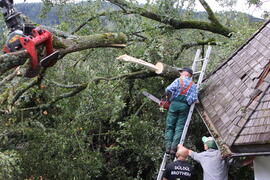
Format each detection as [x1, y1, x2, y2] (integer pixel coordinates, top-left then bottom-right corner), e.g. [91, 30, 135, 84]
[165, 79, 192, 151]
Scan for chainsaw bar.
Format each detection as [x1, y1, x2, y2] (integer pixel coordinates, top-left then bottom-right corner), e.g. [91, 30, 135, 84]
[142, 91, 161, 104]
[40, 50, 59, 67]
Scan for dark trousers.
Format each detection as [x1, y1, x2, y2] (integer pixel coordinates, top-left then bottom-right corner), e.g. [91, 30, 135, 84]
[165, 95, 190, 150]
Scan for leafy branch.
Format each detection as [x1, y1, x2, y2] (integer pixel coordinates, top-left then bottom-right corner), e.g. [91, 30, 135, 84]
[107, 0, 233, 37]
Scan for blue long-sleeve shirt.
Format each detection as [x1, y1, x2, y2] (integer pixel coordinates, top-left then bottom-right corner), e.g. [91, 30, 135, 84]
[165, 77, 198, 105]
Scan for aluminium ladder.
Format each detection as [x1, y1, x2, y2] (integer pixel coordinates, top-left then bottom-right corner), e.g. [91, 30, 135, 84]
[156, 46, 212, 180]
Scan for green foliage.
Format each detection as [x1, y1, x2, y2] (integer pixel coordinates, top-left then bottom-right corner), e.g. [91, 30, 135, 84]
[0, 151, 22, 179]
[20, 128, 103, 179]
[0, 0, 265, 179]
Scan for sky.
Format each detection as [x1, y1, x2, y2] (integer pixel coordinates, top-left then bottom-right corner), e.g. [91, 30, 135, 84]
[195, 0, 270, 18]
[15, 0, 270, 18]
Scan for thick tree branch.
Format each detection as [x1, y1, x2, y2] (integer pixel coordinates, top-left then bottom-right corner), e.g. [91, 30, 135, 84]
[0, 67, 20, 87]
[117, 54, 179, 78]
[19, 84, 87, 111]
[0, 109, 8, 114]
[10, 78, 40, 105]
[0, 32, 127, 75]
[182, 39, 217, 49]
[45, 79, 85, 88]
[3, 69, 157, 114]
[10, 68, 46, 105]
[107, 0, 232, 37]
[173, 39, 217, 61]
[181, 38, 217, 52]
[92, 70, 158, 83]
[199, 0, 220, 25]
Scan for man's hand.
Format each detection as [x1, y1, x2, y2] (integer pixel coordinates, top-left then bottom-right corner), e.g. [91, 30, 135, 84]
[177, 144, 193, 156]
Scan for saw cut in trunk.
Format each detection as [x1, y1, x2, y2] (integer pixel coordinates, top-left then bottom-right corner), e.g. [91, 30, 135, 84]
[117, 54, 179, 78]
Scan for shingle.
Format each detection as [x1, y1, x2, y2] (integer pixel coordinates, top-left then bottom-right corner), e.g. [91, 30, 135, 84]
[251, 39, 261, 49]
[242, 135, 251, 144]
[206, 105, 215, 114]
[237, 117, 247, 127]
[258, 81, 269, 92]
[259, 57, 269, 67]
[249, 72, 259, 80]
[201, 97, 211, 107]
[219, 124, 228, 137]
[248, 99, 260, 110]
[241, 98, 250, 107]
[264, 73, 270, 83]
[250, 134, 257, 143]
[263, 110, 269, 117]
[246, 119, 254, 127]
[234, 135, 244, 144]
[265, 117, 270, 123]
[261, 26, 270, 35]
[248, 46, 257, 56]
[259, 35, 269, 46]
[241, 127, 249, 135]
[262, 102, 269, 109]
[197, 21, 270, 152]
[227, 59, 235, 66]
[260, 133, 270, 142]
[249, 56, 260, 67]
[262, 94, 270, 102]
[257, 110, 265, 118]
[256, 33, 264, 41]
[257, 43, 266, 55]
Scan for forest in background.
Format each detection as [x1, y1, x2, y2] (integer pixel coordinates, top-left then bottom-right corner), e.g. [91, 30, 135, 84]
[0, 0, 266, 179]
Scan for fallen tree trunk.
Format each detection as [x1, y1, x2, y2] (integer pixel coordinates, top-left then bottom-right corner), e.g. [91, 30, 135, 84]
[0, 32, 127, 75]
[117, 54, 179, 78]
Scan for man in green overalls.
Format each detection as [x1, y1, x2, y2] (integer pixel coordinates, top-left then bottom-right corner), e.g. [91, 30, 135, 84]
[165, 68, 198, 155]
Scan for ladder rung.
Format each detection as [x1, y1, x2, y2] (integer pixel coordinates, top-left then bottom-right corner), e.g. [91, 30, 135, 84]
[194, 71, 201, 74]
[195, 59, 204, 62]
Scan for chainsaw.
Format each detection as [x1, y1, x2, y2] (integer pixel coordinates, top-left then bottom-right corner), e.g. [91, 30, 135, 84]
[142, 91, 170, 111]
[0, 0, 59, 77]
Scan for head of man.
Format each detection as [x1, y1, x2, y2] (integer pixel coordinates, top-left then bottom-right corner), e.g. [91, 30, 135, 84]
[202, 136, 218, 150]
[178, 67, 193, 78]
[176, 145, 189, 160]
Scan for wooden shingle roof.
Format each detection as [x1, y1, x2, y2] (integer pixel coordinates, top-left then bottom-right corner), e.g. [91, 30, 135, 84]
[198, 19, 270, 155]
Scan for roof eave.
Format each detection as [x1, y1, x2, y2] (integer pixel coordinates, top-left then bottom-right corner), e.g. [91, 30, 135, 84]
[196, 104, 232, 157]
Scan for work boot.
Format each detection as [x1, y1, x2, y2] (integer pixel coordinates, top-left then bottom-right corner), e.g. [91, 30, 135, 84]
[170, 149, 176, 156]
[165, 148, 171, 154]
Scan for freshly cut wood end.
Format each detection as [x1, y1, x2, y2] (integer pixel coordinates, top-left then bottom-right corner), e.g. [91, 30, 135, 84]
[109, 44, 126, 48]
[155, 62, 164, 74]
[116, 54, 159, 72]
[116, 54, 129, 61]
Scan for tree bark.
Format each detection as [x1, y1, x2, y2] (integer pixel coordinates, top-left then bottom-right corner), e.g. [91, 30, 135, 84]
[0, 32, 127, 75]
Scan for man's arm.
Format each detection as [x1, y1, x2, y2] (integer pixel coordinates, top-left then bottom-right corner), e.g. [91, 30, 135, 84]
[188, 149, 193, 156]
[162, 178, 168, 180]
[165, 78, 179, 94]
[178, 144, 201, 163]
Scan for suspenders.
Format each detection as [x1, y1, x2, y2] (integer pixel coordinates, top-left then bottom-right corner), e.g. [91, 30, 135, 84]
[179, 78, 193, 95]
